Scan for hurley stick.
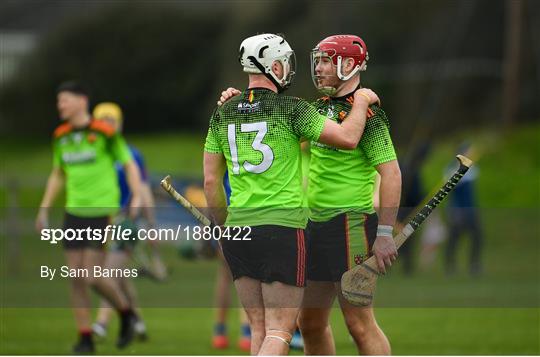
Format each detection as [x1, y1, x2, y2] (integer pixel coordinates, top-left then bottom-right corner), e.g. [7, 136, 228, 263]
[341, 155, 473, 306]
[160, 175, 212, 226]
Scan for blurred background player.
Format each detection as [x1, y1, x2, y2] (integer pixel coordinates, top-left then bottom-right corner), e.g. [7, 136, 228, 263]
[90, 102, 166, 341]
[445, 142, 483, 276]
[211, 172, 252, 352]
[173, 174, 252, 351]
[35, 82, 141, 354]
[396, 142, 431, 276]
[204, 33, 378, 355]
[217, 34, 399, 355]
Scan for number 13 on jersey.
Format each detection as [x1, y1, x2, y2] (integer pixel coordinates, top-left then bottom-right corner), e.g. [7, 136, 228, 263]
[227, 122, 274, 175]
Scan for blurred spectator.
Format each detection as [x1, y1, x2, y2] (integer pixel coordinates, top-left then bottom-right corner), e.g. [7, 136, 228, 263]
[444, 142, 483, 276]
[396, 142, 431, 275]
[418, 210, 448, 269]
[92, 102, 166, 342]
[211, 172, 251, 352]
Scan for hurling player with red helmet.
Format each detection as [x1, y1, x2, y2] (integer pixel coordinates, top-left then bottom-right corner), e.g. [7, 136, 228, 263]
[298, 34, 401, 355]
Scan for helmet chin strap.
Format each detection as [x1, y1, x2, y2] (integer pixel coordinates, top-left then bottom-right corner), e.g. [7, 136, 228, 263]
[248, 56, 289, 93]
[337, 56, 361, 81]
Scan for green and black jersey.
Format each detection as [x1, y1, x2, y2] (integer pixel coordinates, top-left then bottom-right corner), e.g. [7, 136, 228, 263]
[52, 119, 132, 217]
[204, 88, 327, 228]
[308, 93, 397, 222]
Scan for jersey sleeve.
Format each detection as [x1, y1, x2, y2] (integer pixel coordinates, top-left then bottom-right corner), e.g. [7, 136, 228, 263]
[359, 106, 397, 167]
[52, 140, 62, 168]
[291, 99, 326, 141]
[110, 134, 132, 164]
[204, 111, 223, 154]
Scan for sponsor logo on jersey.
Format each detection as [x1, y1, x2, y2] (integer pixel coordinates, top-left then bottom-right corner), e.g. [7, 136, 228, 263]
[318, 105, 335, 119]
[62, 150, 97, 164]
[237, 101, 260, 113]
[72, 132, 83, 144]
[311, 141, 339, 151]
[326, 105, 335, 118]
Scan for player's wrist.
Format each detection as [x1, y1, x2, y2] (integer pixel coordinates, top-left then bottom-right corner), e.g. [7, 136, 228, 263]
[356, 91, 372, 105]
[376, 224, 393, 238]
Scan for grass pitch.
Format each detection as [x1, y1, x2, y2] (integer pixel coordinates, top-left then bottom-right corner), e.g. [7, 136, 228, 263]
[1, 123, 539, 355]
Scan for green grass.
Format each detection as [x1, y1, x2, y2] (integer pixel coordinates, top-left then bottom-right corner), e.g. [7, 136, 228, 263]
[1, 308, 538, 355]
[420, 122, 540, 207]
[1, 123, 539, 354]
[1, 204, 538, 354]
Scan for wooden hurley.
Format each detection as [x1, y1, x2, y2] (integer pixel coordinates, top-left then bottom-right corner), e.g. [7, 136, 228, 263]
[341, 155, 474, 306]
[160, 175, 212, 226]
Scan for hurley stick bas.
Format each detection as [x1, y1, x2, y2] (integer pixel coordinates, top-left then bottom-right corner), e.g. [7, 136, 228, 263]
[341, 154, 474, 306]
[160, 175, 212, 226]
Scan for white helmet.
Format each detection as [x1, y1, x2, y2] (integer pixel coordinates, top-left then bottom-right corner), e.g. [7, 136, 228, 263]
[239, 33, 296, 92]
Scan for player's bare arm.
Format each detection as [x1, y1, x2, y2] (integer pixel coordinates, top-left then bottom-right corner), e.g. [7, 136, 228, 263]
[318, 88, 379, 149]
[124, 159, 142, 219]
[372, 159, 401, 273]
[203, 152, 228, 225]
[140, 182, 156, 226]
[35, 166, 65, 231]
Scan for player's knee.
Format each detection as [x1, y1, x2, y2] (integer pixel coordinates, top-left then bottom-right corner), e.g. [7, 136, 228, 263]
[250, 320, 265, 336]
[298, 313, 328, 337]
[70, 276, 86, 289]
[246, 310, 264, 327]
[246, 314, 265, 338]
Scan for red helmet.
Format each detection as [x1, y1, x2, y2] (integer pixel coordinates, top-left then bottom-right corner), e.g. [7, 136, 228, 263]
[311, 35, 369, 86]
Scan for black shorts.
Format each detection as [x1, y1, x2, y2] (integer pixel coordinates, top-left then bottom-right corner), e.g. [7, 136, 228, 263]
[220, 225, 307, 287]
[62, 212, 110, 250]
[306, 212, 377, 282]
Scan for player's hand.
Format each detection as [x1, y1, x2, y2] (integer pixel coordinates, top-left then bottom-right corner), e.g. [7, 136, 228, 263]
[217, 87, 241, 106]
[128, 194, 142, 220]
[354, 88, 381, 107]
[372, 235, 398, 274]
[35, 208, 49, 232]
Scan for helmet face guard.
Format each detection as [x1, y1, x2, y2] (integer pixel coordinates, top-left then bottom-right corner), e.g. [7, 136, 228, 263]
[239, 34, 296, 92]
[310, 35, 369, 95]
[279, 50, 296, 89]
[310, 49, 339, 96]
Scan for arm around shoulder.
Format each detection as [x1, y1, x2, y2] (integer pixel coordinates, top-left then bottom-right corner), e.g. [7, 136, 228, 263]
[317, 88, 379, 149]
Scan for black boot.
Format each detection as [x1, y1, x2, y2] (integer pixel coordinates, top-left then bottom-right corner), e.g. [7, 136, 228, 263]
[117, 309, 136, 349]
[73, 332, 95, 354]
